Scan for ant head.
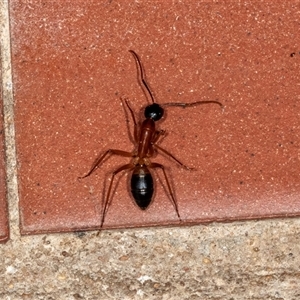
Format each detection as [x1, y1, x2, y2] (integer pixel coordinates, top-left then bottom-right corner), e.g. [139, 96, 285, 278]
[144, 103, 164, 121]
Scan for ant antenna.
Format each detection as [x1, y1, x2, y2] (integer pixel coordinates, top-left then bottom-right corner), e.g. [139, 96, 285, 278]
[163, 100, 223, 109]
[129, 50, 223, 111]
[129, 50, 155, 104]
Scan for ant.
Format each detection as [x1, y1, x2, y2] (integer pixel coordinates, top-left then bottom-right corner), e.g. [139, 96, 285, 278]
[80, 50, 223, 228]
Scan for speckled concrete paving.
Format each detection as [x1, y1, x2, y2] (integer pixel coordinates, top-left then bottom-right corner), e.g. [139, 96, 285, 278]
[0, 73, 9, 242]
[2, 219, 300, 299]
[0, 0, 9, 243]
[1, 1, 300, 299]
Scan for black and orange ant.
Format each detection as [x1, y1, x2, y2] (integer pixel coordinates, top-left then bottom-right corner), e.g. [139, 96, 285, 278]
[80, 50, 223, 228]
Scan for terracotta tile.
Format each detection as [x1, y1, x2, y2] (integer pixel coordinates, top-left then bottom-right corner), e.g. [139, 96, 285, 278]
[9, 1, 300, 234]
[0, 71, 9, 242]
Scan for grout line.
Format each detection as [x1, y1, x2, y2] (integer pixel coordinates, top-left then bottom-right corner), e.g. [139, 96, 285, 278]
[0, 0, 20, 238]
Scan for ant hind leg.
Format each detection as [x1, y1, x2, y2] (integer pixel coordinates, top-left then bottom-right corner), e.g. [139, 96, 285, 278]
[98, 163, 133, 231]
[150, 162, 182, 222]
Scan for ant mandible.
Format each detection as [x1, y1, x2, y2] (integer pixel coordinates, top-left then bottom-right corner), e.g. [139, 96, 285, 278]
[80, 50, 223, 228]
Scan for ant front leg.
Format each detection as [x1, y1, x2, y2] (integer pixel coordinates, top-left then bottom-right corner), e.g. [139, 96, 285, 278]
[152, 129, 166, 145]
[79, 149, 132, 179]
[121, 97, 139, 144]
[123, 98, 139, 143]
[150, 162, 181, 222]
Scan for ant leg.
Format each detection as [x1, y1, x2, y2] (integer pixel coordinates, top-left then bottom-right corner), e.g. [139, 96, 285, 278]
[100, 163, 133, 229]
[151, 131, 167, 157]
[121, 97, 139, 144]
[152, 129, 166, 145]
[150, 162, 181, 222]
[124, 99, 139, 142]
[79, 149, 132, 179]
[154, 144, 194, 170]
[120, 97, 135, 145]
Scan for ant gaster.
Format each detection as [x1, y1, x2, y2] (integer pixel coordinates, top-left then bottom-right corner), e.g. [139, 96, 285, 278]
[80, 50, 223, 228]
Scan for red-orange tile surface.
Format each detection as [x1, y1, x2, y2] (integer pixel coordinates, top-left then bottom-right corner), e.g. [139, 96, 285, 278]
[10, 1, 300, 234]
[0, 71, 9, 242]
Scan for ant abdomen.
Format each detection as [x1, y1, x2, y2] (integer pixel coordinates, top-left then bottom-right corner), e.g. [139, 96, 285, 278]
[131, 165, 154, 209]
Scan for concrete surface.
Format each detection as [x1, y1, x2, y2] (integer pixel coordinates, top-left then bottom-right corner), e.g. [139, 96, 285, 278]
[1, 1, 300, 299]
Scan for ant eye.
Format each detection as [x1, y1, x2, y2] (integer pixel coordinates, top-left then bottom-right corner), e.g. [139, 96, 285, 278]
[144, 103, 164, 121]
